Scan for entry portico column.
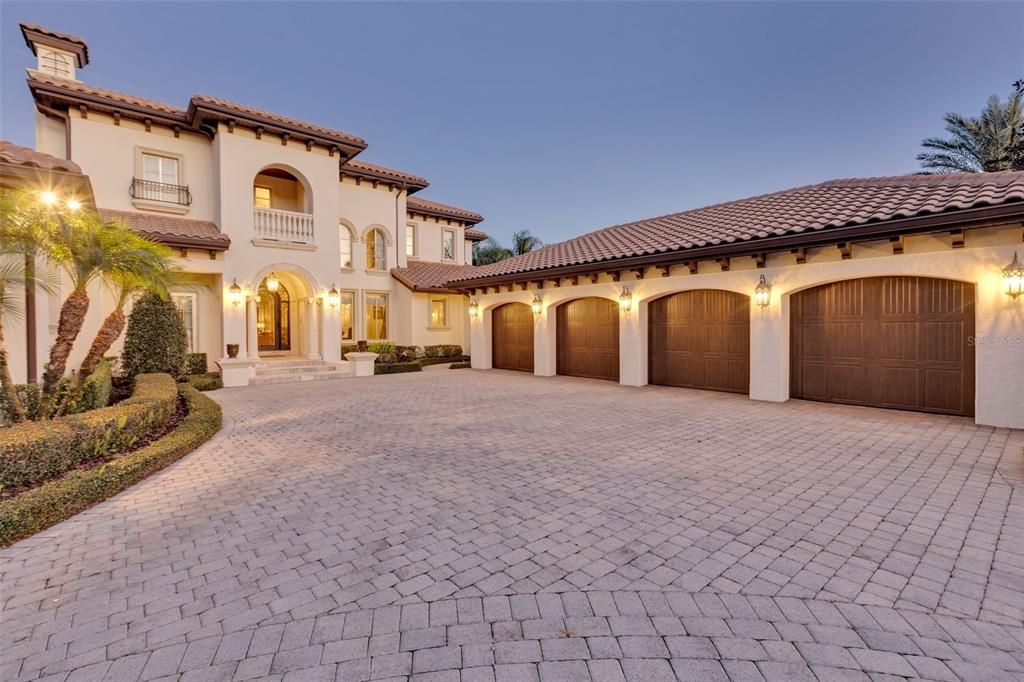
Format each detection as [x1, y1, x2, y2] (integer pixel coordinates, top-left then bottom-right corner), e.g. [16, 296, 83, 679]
[246, 296, 259, 360]
[307, 298, 321, 360]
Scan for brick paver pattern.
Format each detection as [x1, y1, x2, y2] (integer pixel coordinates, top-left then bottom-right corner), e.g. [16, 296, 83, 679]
[2, 371, 1023, 681]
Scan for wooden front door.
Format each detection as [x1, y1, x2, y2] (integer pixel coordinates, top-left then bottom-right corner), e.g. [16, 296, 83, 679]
[790, 276, 975, 416]
[556, 297, 619, 381]
[492, 303, 534, 372]
[257, 282, 291, 352]
[649, 290, 750, 393]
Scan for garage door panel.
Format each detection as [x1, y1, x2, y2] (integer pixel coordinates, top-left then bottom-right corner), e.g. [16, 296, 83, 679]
[557, 298, 620, 381]
[649, 290, 750, 393]
[492, 303, 534, 372]
[791, 277, 974, 417]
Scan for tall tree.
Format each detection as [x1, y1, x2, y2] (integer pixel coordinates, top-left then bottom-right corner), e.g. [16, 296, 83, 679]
[473, 230, 544, 265]
[511, 230, 543, 256]
[917, 83, 1024, 173]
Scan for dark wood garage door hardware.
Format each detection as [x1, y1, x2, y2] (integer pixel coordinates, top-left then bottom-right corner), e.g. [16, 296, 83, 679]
[649, 290, 750, 393]
[790, 276, 975, 416]
[491, 303, 534, 372]
[556, 297, 620, 381]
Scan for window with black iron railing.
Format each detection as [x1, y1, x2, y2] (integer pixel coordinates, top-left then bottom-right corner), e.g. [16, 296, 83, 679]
[130, 178, 192, 206]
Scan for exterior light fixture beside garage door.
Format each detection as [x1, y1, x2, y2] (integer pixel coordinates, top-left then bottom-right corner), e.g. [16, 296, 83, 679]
[754, 275, 772, 309]
[228, 279, 243, 306]
[1005, 252, 1024, 299]
[468, 299, 480, 317]
[618, 286, 633, 312]
[531, 295, 543, 316]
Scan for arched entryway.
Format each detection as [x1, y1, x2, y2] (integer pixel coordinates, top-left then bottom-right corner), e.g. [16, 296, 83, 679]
[648, 289, 750, 393]
[556, 297, 619, 381]
[790, 276, 975, 416]
[257, 279, 291, 352]
[492, 303, 534, 372]
[245, 268, 321, 360]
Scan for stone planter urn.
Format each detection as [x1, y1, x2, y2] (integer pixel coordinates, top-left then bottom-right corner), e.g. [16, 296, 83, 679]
[226, 343, 239, 359]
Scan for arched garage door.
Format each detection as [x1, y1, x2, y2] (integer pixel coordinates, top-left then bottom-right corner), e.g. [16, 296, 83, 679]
[557, 297, 619, 381]
[492, 303, 534, 372]
[791, 276, 975, 416]
[649, 290, 750, 393]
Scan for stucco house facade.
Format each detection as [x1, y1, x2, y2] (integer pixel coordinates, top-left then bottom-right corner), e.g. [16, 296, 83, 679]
[449, 176, 1024, 430]
[8, 24, 486, 386]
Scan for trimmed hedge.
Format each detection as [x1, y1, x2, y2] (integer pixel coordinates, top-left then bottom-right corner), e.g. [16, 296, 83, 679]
[185, 353, 208, 376]
[418, 356, 470, 367]
[122, 293, 188, 380]
[395, 345, 420, 362]
[0, 384, 222, 547]
[424, 344, 463, 358]
[0, 374, 177, 490]
[187, 373, 223, 391]
[374, 362, 423, 375]
[75, 360, 113, 414]
[449, 361, 472, 369]
[0, 383, 41, 426]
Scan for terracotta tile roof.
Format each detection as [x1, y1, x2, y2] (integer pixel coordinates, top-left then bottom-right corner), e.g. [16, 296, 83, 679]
[465, 228, 489, 242]
[98, 208, 230, 250]
[450, 172, 1024, 283]
[28, 70, 187, 118]
[20, 23, 89, 66]
[342, 159, 428, 189]
[407, 195, 484, 225]
[1, 140, 83, 174]
[391, 261, 479, 293]
[190, 94, 366, 148]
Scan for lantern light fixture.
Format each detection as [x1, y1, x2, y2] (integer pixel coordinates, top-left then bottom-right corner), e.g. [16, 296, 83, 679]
[754, 274, 772, 309]
[531, 294, 543, 316]
[468, 299, 480, 317]
[618, 286, 633, 312]
[265, 272, 280, 293]
[327, 285, 340, 309]
[40, 190, 58, 205]
[66, 198, 82, 211]
[1004, 251, 1024, 300]
[228, 279, 243, 307]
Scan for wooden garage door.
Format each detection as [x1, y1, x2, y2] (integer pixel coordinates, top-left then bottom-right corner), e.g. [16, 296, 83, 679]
[649, 290, 750, 393]
[791, 276, 975, 416]
[557, 297, 619, 381]
[492, 303, 534, 372]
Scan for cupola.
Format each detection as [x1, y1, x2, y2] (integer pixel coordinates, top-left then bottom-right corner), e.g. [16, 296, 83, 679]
[20, 23, 89, 81]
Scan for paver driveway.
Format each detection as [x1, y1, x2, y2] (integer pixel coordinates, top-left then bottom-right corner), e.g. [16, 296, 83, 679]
[2, 370, 1023, 682]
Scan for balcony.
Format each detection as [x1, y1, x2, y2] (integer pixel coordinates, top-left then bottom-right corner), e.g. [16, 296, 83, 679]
[130, 178, 192, 211]
[253, 206, 315, 246]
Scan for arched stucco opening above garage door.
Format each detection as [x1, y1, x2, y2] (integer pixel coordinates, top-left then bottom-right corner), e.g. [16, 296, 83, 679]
[649, 289, 750, 393]
[492, 303, 534, 372]
[790, 276, 975, 416]
[556, 297, 619, 381]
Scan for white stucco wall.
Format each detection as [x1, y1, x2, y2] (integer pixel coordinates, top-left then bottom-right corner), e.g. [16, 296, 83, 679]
[469, 226, 1024, 429]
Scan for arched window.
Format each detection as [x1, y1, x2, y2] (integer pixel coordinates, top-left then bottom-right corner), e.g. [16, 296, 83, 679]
[366, 228, 387, 271]
[339, 223, 353, 269]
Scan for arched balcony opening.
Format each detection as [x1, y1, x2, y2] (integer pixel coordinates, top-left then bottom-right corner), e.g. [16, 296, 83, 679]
[252, 166, 314, 245]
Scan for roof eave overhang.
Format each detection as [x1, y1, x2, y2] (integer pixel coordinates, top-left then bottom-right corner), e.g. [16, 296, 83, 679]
[29, 77, 189, 130]
[340, 164, 429, 191]
[21, 26, 89, 67]
[451, 202, 1024, 289]
[138, 233, 231, 252]
[0, 162, 95, 207]
[390, 269, 465, 295]
[407, 207, 483, 226]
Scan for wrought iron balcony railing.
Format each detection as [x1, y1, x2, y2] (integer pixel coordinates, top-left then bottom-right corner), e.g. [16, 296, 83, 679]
[130, 178, 192, 206]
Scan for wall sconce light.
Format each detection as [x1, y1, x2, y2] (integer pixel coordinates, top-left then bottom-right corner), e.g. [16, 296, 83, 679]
[468, 299, 480, 317]
[40, 190, 58, 205]
[754, 274, 772, 309]
[265, 272, 280, 293]
[618, 286, 633, 312]
[228, 279, 243, 307]
[531, 295, 543, 316]
[66, 199, 82, 211]
[1004, 252, 1024, 300]
[327, 285, 340, 308]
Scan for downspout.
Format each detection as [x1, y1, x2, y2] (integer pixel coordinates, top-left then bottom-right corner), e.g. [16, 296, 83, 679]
[26, 104, 72, 383]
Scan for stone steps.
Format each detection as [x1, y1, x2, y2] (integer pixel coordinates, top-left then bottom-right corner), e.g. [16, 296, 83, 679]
[250, 359, 353, 385]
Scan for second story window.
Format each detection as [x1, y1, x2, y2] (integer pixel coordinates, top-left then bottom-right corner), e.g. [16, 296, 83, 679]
[442, 229, 456, 261]
[366, 228, 387, 271]
[133, 152, 190, 206]
[339, 225, 353, 268]
[143, 153, 178, 186]
[254, 186, 272, 209]
[406, 223, 417, 258]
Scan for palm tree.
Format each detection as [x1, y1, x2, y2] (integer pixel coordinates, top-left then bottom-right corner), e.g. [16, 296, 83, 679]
[473, 237, 513, 265]
[39, 210, 172, 416]
[511, 230, 543, 256]
[918, 86, 1024, 173]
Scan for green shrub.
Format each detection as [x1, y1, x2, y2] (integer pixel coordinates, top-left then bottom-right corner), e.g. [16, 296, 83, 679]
[341, 344, 359, 357]
[423, 344, 463, 358]
[121, 293, 187, 380]
[0, 384, 41, 426]
[0, 373, 177, 490]
[395, 345, 421, 362]
[185, 353, 208, 375]
[187, 373, 223, 391]
[449, 361, 472, 369]
[374, 362, 423, 375]
[0, 384, 221, 547]
[73, 360, 112, 413]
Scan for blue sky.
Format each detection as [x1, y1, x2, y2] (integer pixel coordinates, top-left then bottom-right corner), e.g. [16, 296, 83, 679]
[2, 1, 1022, 245]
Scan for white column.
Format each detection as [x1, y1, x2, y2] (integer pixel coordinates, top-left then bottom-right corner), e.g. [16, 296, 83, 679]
[748, 296, 788, 402]
[307, 298, 321, 360]
[246, 297, 259, 360]
[619, 300, 645, 386]
[470, 306, 491, 369]
[534, 301, 557, 377]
